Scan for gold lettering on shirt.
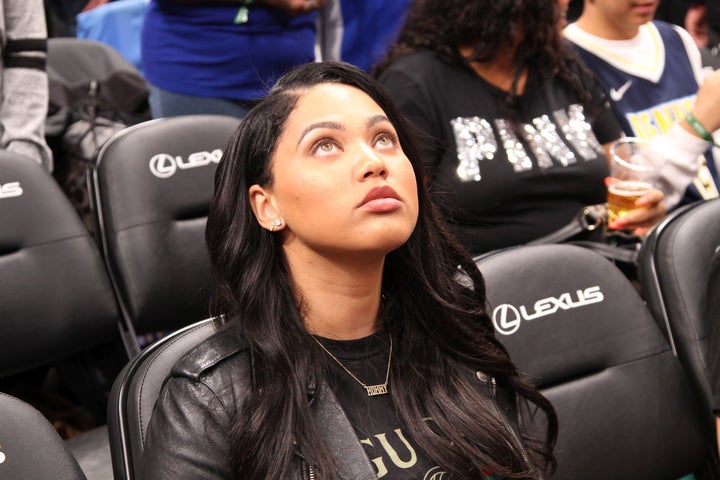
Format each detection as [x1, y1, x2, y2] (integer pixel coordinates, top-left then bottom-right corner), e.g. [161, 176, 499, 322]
[374, 429, 417, 469]
[361, 438, 389, 478]
[626, 95, 694, 138]
[361, 428, 418, 477]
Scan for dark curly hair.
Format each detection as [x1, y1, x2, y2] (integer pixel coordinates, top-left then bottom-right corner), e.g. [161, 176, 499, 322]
[374, 0, 597, 112]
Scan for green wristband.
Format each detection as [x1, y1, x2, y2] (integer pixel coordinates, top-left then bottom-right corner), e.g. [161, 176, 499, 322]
[685, 111, 714, 142]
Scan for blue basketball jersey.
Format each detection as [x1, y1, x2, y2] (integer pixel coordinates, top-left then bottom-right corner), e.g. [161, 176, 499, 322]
[571, 21, 718, 202]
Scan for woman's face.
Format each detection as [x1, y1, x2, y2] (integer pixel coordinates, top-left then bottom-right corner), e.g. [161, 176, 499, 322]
[250, 83, 419, 260]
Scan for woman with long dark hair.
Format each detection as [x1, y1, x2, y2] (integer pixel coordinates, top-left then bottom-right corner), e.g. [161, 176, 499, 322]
[374, 0, 667, 256]
[139, 61, 557, 479]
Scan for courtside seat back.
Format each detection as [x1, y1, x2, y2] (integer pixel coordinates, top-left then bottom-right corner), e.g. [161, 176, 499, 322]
[475, 244, 711, 479]
[89, 115, 240, 337]
[0, 393, 87, 480]
[639, 198, 720, 418]
[0, 152, 119, 376]
[108, 318, 217, 480]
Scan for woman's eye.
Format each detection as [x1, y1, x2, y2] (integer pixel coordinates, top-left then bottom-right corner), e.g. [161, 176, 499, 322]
[375, 133, 397, 148]
[312, 140, 337, 155]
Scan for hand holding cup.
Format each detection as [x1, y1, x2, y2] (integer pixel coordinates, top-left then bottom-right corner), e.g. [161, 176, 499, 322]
[607, 137, 666, 234]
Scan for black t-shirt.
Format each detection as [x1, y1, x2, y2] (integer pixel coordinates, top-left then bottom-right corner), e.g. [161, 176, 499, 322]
[378, 51, 621, 255]
[317, 332, 443, 479]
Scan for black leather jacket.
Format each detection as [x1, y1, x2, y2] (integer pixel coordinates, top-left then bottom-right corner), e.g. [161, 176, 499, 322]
[138, 328, 534, 480]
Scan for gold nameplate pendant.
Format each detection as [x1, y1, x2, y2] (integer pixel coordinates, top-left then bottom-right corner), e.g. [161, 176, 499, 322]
[365, 384, 388, 396]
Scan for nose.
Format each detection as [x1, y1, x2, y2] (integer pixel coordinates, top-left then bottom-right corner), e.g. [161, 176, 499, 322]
[355, 142, 387, 180]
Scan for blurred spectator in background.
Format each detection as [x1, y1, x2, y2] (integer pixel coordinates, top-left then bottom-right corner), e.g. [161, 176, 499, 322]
[375, 0, 666, 255]
[141, 0, 324, 119]
[652, 0, 714, 46]
[2, 0, 53, 171]
[317, 0, 411, 72]
[652, 0, 720, 68]
[565, 0, 720, 206]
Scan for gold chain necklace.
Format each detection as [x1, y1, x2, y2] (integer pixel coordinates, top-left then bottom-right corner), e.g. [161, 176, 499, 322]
[313, 334, 392, 396]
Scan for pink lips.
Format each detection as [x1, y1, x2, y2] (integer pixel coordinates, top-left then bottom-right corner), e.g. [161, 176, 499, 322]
[632, 1, 656, 14]
[359, 185, 402, 212]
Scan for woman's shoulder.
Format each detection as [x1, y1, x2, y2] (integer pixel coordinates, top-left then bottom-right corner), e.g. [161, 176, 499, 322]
[169, 326, 252, 387]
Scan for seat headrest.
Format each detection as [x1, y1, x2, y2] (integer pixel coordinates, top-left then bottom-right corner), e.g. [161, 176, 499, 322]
[90, 115, 240, 335]
[93, 115, 241, 231]
[476, 244, 669, 387]
[0, 151, 87, 251]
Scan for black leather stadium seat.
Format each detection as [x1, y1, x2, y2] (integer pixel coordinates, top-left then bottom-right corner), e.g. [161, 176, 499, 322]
[0, 151, 121, 479]
[476, 244, 716, 479]
[107, 318, 216, 480]
[0, 392, 87, 480]
[0, 151, 119, 376]
[88, 115, 240, 354]
[639, 199, 720, 429]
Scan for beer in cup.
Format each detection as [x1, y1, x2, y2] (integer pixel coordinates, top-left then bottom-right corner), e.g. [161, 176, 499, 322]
[608, 137, 660, 222]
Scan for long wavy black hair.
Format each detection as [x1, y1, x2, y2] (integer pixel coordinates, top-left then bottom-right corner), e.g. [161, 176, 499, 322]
[374, 0, 597, 112]
[206, 61, 557, 479]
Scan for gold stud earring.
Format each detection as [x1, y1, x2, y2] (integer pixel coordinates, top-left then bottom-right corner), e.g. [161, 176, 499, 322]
[270, 218, 283, 232]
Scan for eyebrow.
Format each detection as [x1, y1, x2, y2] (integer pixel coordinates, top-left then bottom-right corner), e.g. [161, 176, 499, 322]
[297, 115, 391, 147]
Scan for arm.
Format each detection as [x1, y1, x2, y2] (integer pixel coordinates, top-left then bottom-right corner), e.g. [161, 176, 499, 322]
[684, 68, 720, 136]
[139, 377, 234, 480]
[591, 84, 666, 234]
[628, 55, 720, 211]
[1, 0, 53, 170]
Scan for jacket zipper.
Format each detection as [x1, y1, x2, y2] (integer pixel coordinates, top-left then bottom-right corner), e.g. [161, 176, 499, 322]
[306, 463, 316, 480]
[488, 376, 542, 479]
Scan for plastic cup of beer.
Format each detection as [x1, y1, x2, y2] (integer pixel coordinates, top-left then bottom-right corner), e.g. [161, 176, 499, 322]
[608, 137, 659, 223]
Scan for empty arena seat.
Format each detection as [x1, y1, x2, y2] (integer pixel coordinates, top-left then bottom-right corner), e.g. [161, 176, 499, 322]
[0, 150, 119, 376]
[639, 198, 720, 427]
[88, 115, 240, 354]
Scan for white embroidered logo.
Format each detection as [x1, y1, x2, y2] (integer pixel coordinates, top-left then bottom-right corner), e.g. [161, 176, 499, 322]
[0, 182, 23, 199]
[609, 80, 633, 102]
[492, 286, 604, 335]
[149, 149, 223, 179]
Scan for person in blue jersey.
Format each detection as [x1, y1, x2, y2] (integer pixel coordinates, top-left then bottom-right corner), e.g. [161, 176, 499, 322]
[317, 0, 411, 72]
[139, 61, 558, 479]
[374, 0, 667, 256]
[141, 0, 325, 119]
[565, 0, 720, 206]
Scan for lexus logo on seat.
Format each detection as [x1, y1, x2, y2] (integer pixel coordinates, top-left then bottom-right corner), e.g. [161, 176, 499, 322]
[492, 286, 604, 335]
[0, 181, 23, 199]
[149, 149, 223, 178]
